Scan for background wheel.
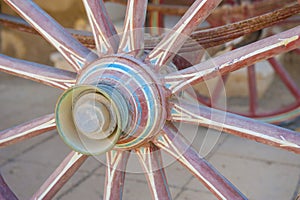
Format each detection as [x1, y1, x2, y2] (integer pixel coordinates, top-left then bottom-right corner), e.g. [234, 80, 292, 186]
[145, 0, 300, 124]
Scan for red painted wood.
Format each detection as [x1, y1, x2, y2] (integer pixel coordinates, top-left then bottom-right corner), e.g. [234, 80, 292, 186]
[247, 65, 258, 115]
[118, 0, 148, 56]
[1, 3, 299, 53]
[0, 114, 56, 147]
[268, 57, 300, 100]
[4, 0, 97, 72]
[210, 75, 229, 107]
[136, 143, 172, 200]
[146, 0, 222, 71]
[31, 152, 87, 200]
[1, 0, 300, 198]
[165, 25, 300, 93]
[104, 150, 129, 200]
[83, 0, 119, 55]
[170, 102, 300, 154]
[0, 54, 76, 90]
[148, 0, 165, 35]
[154, 123, 247, 200]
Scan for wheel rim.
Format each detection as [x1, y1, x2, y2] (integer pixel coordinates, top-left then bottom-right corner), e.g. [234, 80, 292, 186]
[0, 0, 300, 199]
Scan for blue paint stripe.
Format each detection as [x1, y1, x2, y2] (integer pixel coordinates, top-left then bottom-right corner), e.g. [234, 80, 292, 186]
[78, 62, 160, 148]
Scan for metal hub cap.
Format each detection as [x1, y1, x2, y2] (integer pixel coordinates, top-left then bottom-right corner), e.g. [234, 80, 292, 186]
[55, 55, 166, 155]
[72, 92, 117, 139]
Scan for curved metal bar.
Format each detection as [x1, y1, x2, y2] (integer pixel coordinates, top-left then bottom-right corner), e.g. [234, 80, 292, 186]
[1, 3, 299, 52]
[106, 0, 294, 18]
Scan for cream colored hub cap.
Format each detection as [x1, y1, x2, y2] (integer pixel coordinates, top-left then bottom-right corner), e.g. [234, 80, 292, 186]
[72, 92, 117, 140]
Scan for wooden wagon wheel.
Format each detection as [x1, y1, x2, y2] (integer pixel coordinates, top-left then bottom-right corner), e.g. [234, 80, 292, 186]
[0, 0, 300, 199]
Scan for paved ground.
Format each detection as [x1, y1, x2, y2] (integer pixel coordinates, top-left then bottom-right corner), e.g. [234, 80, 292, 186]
[0, 70, 300, 200]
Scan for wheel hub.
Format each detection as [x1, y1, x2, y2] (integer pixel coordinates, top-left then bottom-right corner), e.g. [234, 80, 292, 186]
[55, 55, 166, 155]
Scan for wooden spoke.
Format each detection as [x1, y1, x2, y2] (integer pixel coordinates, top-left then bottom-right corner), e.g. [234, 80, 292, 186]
[209, 75, 228, 107]
[247, 65, 258, 115]
[145, 0, 222, 71]
[154, 123, 247, 200]
[147, 0, 164, 36]
[0, 174, 18, 200]
[0, 54, 76, 90]
[0, 114, 55, 148]
[136, 144, 172, 200]
[104, 150, 129, 200]
[4, 0, 97, 72]
[170, 101, 300, 154]
[118, 0, 148, 56]
[31, 151, 88, 200]
[83, 0, 119, 55]
[268, 57, 300, 100]
[164, 25, 300, 94]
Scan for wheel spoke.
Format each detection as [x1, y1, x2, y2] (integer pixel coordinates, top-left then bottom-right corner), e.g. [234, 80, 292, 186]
[31, 151, 88, 200]
[170, 101, 300, 154]
[104, 150, 129, 200]
[154, 123, 247, 200]
[0, 54, 76, 90]
[136, 144, 172, 200]
[118, 0, 148, 56]
[145, 0, 222, 71]
[164, 25, 300, 94]
[209, 75, 229, 107]
[0, 114, 55, 148]
[147, 0, 164, 36]
[83, 0, 119, 55]
[268, 57, 300, 99]
[4, 0, 97, 72]
[247, 65, 258, 115]
[0, 174, 18, 200]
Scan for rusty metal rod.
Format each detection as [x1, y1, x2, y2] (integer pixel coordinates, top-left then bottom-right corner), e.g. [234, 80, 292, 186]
[0, 3, 299, 51]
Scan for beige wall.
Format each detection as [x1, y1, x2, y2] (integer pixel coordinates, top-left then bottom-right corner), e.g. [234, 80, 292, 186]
[1, 1, 125, 65]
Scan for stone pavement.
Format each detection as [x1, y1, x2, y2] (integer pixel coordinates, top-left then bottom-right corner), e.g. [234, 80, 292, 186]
[0, 72, 300, 200]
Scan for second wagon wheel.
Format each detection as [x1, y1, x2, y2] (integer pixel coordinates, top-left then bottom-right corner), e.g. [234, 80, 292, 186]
[190, 0, 300, 124]
[145, 0, 300, 124]
[191, 29, 300, 124]
[0, 0, 300, 199]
